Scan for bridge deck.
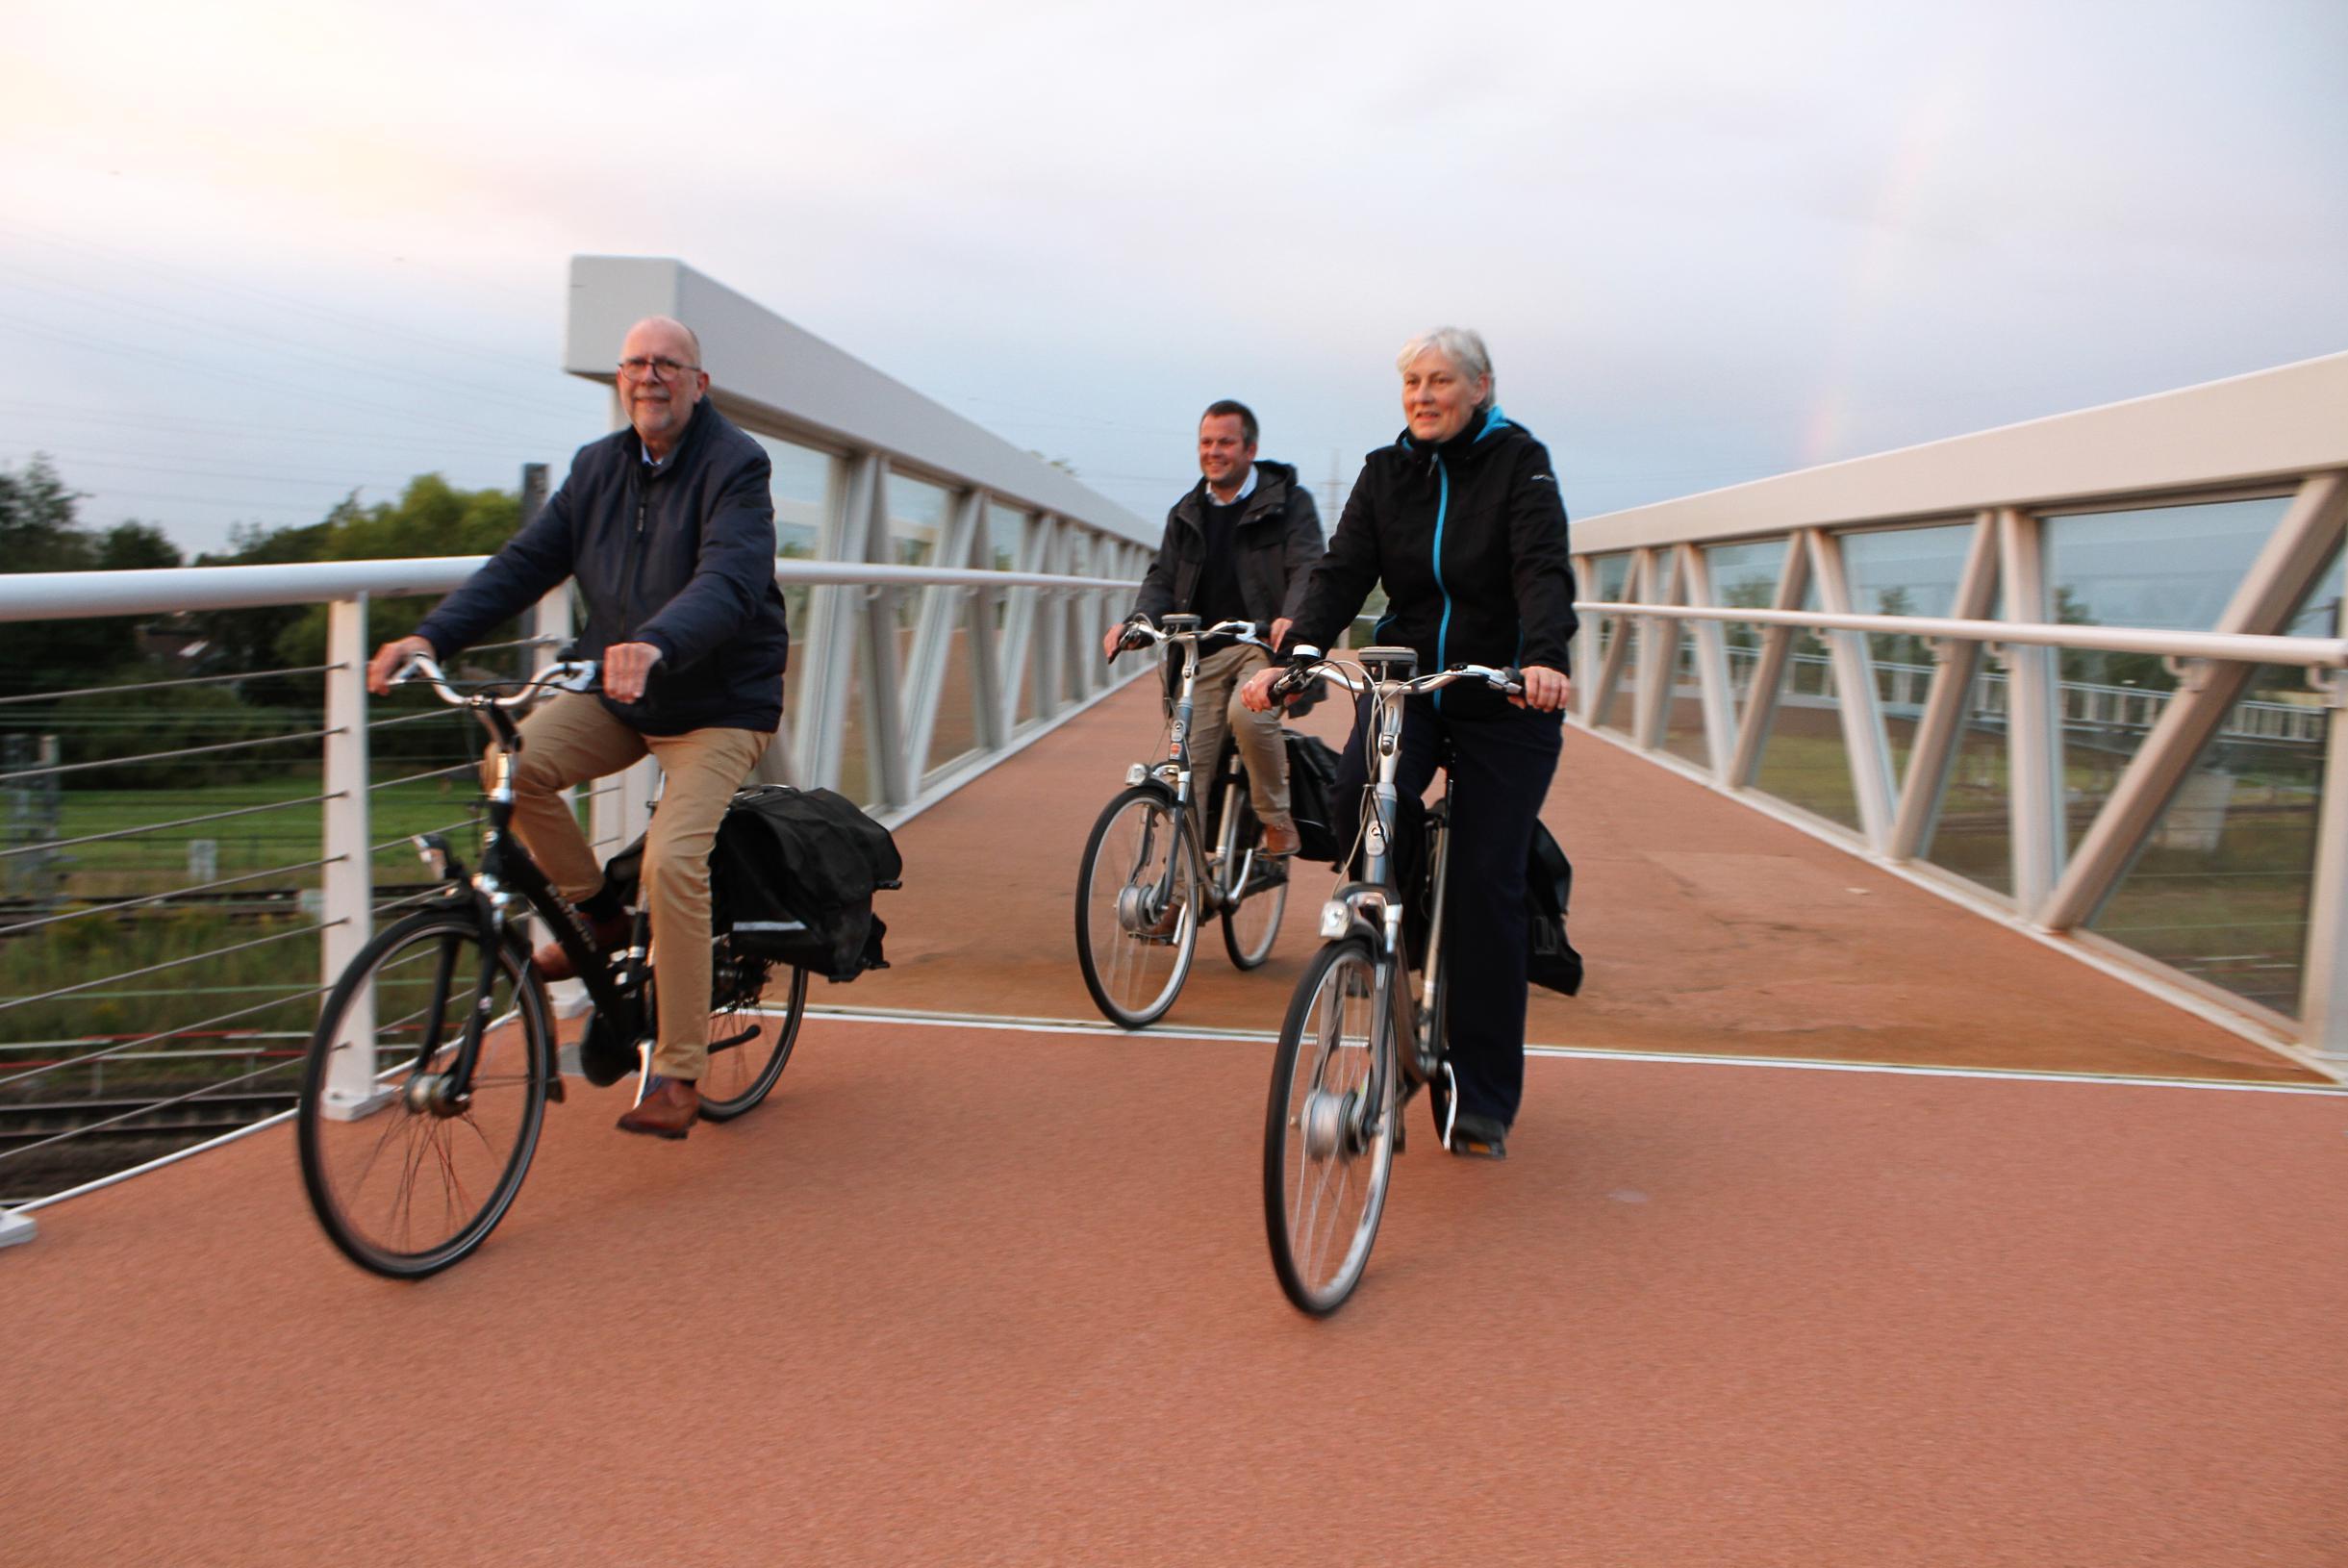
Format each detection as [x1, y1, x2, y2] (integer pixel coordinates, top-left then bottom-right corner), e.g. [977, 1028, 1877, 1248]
[11, 682, 2343, 1564]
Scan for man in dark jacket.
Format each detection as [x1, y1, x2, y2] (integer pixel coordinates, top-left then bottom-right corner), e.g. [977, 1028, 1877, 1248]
[366, 315, 789, 1140]
[1105, 399, 1323, 853]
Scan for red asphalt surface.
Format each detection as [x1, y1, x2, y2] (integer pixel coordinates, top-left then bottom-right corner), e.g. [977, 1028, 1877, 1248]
[9, 679, 2345, 1565]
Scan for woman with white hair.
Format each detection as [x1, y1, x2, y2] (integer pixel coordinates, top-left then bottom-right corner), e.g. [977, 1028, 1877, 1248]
[1243, 326, 1577, 1159]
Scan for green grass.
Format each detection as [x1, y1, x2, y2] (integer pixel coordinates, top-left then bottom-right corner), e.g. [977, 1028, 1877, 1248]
[24, 772, 560, 901]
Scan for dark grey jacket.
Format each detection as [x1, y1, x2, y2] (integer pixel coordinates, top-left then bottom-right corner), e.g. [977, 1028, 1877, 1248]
[1131, 460, 1325, 641]
[416, 400, 790, 736]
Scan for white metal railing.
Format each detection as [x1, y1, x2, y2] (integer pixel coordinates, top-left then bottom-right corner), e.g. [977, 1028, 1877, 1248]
[1675, 648, 2332, 745]
[0, 550, 1143, 1233]
[1568, 351, 2348, 1076]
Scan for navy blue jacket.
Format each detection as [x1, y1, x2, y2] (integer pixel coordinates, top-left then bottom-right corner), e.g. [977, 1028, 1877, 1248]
[1287, 406, 1577, 715]
[416, 399, 790, 735]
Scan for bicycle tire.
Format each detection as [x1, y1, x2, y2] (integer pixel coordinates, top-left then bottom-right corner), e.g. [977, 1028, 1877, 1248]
[1263, 935, 1397, 1315]
[1074, 785, 1200, 1028]
[695, 949, 809, 1122]
[297, 907, 551, 1279]
[1219, 788, 1289, 971]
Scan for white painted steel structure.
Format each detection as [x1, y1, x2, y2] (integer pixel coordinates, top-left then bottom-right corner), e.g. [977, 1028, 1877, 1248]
[1570, 352, 2348, 1076]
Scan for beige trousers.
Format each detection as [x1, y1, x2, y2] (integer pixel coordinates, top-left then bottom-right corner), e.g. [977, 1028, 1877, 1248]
[487, 693, 770, 1080]
[1182, 643, 1290, 831]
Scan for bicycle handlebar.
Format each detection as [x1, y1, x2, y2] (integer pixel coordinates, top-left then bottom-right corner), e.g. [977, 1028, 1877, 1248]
[391, 653, 601, 708]
[1108, 616, 1276, 664]
[1271, 648, 1523, 700]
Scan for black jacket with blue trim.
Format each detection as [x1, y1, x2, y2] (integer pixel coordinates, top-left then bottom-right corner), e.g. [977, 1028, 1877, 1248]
[1287, 406, 1578, 714]
[415, 399, 790, 736]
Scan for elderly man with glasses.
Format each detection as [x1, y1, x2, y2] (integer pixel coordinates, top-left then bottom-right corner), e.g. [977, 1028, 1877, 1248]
[366, 315, 790, 1140]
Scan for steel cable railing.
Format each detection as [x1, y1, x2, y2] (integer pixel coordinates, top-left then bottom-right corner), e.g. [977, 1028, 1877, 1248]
[0, 549, 1144, 1224]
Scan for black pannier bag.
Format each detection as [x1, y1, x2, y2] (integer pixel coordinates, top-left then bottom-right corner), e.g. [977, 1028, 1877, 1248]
[712, 785, 901, 982]
[1394, 807, 1582, 997]
[603, 785, 902, 985]
[1281, 731, 1346, 864]
[1525, 820, 1583, 997]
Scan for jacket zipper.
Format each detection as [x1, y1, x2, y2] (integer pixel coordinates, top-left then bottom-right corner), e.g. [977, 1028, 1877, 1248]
[621, 486, 648, 648]
[1431, 457, 1454, 709]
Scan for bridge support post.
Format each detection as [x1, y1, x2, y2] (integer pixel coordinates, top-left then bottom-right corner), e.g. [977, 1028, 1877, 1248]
[2300, 622, 2348, 1075]
[319, 594, 387, 1120]
[1997, 508, 2066, 921]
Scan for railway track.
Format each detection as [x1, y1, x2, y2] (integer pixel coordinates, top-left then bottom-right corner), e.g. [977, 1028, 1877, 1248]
[0, 1091, 297, 1148]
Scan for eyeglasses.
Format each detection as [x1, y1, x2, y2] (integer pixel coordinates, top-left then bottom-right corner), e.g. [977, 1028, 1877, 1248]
[618, 356, 701, 382]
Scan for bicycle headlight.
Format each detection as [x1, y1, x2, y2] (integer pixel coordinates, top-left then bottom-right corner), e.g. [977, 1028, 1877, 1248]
[1125, 763, 1149, 785]
[1319, 898, 1352, 940]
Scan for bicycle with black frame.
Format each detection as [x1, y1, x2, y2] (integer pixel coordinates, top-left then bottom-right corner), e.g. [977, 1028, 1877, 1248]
[1257, 643, 1522, 1315]
[295, 654, 808, 1278]
[1072, 614, 1295, 1028]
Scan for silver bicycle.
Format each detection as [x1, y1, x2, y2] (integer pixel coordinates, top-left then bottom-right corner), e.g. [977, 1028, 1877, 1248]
[1073, 615, 1294, 1028]
[1257, 644, 1521, 1315]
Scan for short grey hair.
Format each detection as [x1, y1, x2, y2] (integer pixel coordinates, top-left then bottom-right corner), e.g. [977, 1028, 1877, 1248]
[1396, 327, 1493, 386]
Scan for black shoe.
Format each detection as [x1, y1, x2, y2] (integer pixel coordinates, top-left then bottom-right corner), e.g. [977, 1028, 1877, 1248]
[1448, 1110, 1508, 1160]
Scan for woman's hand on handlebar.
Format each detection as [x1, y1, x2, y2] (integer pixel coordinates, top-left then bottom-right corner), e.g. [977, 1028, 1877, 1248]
[1512, 664, 1572, 712]
[366, 635, 435, 696]
[1239, 664, 1287, 714]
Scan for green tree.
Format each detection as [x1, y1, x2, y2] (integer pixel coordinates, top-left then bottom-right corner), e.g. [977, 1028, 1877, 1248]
[269, 474, 523, 670]
[192, 475, 526, 700]
[0, 456, 186, 695]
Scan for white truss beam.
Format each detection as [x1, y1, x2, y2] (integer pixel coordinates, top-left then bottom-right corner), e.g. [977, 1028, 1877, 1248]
[1887, 514, 1999, 863]
[2041, 472, 2348, 930]
[1727, 534, 1812, 789]
[1806, 528, 1898, 852]
[1676, 544, 1735, 778]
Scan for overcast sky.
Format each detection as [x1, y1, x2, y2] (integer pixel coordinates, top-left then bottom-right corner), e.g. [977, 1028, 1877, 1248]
[4, 0, 2342, 556]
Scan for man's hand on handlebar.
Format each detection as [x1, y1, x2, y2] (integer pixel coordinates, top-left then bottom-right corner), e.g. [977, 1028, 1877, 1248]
[366, 635, 435, 696]
[1102, 618, 1149, 663]
[1512, 664, 1572, 713]
[602, 641, 664, 703]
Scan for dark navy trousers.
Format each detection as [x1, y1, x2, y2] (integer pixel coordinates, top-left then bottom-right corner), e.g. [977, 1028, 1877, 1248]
[1331, 695, 1563, 1127]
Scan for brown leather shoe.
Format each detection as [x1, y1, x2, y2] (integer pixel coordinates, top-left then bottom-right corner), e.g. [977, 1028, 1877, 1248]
[1261, 822, 1302, 857]
[532, 912, 632, 982]
[616, 1076, 698, 1140]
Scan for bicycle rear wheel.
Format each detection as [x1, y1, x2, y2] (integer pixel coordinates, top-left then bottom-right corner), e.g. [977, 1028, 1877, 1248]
[1263, 936, 1397, 1315]
[298, 907, 551, 1279]
[696, 944, 808, 1122]
[1074, 785, 1200, 1028]
[1219, 792, 1290, 971]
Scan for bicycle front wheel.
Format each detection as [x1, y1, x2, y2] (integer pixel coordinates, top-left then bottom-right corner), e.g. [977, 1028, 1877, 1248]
[297, 907, 552, 1279]
[696, 946, 808, 1122]
[1074, 786, 1200, 1028]
[1263, 936, 1397, 1315]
